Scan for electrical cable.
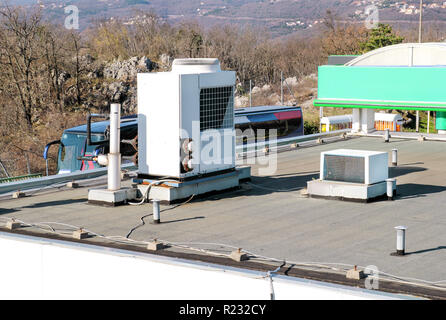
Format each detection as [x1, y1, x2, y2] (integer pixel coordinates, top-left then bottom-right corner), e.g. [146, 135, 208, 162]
[266, 262, 286, 300]
[128, 179, 178, 206]
[1, 216, 446, 291]
[126, 194, 195, 239]
[163, 241, 240, 251]
[246, 181, 303, 192]
[2, 206, 446, 290]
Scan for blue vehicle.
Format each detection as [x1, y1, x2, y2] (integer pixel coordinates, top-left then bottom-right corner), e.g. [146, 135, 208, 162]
[44, 106, 303, 174]
[43, 115, 138, 175]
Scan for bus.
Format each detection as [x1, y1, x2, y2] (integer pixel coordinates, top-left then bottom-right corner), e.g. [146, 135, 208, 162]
[44, 106, 304, 174]
[44, 115, 138, 175]
[235, 106, 303, 144]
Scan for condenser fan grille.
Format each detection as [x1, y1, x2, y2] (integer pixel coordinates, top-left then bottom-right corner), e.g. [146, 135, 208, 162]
[200, 86, 234, 132]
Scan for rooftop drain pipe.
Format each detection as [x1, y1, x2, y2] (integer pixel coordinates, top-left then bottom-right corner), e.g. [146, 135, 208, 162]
[393, 226, 407, 256]
[386, 178, 396, 201]
[152, 200, 161, 224]
[384, 129, 390, 143]
[392, 149, 398, 167]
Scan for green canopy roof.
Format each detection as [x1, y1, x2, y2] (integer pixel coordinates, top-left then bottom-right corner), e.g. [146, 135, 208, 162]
[314, 65, 446, 112]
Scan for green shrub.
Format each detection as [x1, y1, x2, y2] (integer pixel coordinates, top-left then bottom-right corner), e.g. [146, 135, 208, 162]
[304, 120, 319, 135]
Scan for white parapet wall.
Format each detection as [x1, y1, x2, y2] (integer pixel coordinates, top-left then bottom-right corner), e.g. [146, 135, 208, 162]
[0, 232, 409, 300]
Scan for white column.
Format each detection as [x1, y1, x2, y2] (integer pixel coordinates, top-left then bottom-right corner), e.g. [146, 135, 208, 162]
[352, 108, 361, 133]
[352, 109, 375, 134]
[416, 110, 420, 132]
[427, 111, 430, 133]
[319, 107, 324, 133]
[360, 109, 375, 133]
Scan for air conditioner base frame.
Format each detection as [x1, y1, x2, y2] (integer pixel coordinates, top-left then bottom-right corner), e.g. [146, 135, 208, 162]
[307, 179, 395, 203]
[136, 168, 236, 183]
[133, 166, 251, 205]
[88, 187, 138, 207]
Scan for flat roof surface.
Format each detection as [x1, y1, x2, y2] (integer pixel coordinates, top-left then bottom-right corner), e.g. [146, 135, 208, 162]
[1, 136, 446, 296]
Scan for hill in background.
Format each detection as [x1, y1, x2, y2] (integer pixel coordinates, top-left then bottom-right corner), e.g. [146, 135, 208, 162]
[4, 0, 446, 36]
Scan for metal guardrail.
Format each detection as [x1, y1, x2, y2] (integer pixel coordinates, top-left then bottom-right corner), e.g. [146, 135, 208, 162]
[235, 129, 350, 155]
[356, 131, 446, 142]
[0, 174, 43, 184]
[0, 131, 348, 195]
[0, 164, 137, 195]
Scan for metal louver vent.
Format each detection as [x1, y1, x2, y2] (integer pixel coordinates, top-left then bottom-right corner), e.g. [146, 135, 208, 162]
[323, 155, 365, 183]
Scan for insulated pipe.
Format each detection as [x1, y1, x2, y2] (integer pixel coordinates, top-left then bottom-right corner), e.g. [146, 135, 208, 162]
[394, 226, 407, 256]
[108, 104, 121, 191]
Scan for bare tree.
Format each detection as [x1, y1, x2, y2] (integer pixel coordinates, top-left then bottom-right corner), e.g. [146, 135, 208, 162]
[69, 32, 83, 105]
[41, 25, 67, 113]
[0, 6, 44, 131]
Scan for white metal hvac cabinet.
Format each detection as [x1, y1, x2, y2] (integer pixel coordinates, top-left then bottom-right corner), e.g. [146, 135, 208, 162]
[320, 149, 388, 185]
[138, 58, 236, 179]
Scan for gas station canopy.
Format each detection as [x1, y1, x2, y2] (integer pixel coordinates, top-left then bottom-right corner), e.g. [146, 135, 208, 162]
[314, 43, 446, 131]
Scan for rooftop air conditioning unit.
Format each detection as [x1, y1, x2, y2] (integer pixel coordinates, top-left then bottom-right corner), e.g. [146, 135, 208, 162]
[320, 149, 388, 185]
[320, 149, 389, 185]
[307, 149, 392, 202]
[137, 58, 236, 180]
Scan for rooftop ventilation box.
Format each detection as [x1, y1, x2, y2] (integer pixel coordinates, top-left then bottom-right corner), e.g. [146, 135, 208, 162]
[138, 58, 236, 179]
[320, 149, 388, 185]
